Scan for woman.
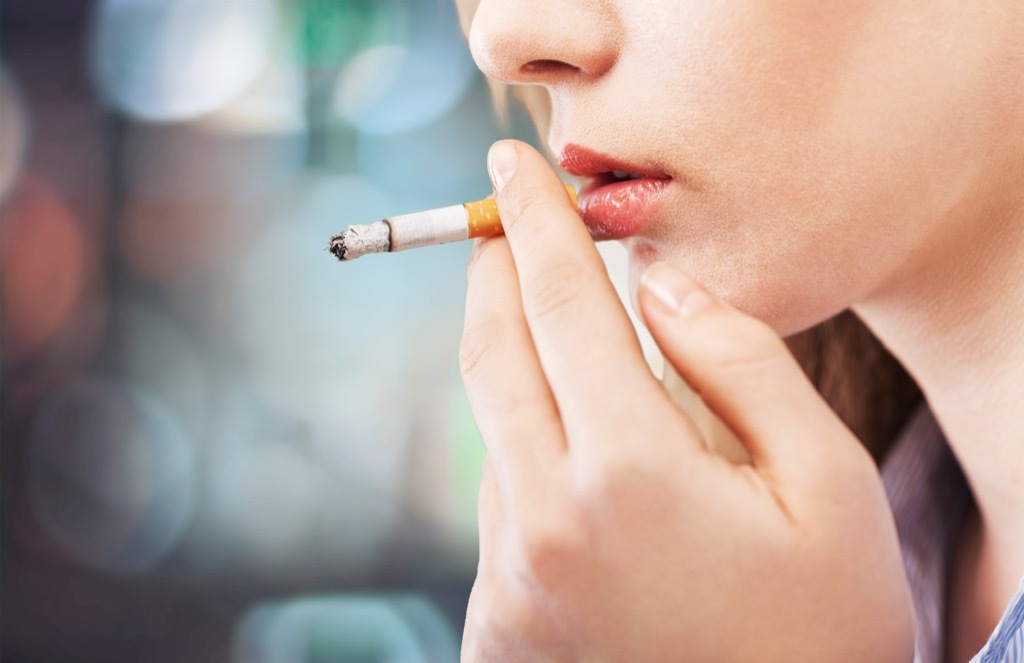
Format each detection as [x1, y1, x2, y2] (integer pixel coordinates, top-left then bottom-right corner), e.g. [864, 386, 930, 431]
[454, 0, 1024, 660]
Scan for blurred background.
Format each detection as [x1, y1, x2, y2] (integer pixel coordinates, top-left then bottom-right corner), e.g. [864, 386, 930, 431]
[0, 0, 548, 660]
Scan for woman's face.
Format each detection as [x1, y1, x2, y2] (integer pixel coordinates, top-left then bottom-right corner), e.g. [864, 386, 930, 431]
[465, 1, 1023, 334]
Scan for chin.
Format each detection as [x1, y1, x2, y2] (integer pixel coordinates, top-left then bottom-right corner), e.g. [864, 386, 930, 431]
[624, 237, 843, 338]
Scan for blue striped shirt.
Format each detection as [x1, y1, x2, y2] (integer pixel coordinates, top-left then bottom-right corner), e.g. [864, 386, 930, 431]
[883, 408, 1024, 663]
[973, 579, 1024, 663]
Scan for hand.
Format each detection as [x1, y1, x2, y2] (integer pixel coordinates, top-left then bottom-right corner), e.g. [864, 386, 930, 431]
[459, 140, 914, 662]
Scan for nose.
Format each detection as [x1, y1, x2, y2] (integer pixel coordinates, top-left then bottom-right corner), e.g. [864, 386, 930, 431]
[467, 0, 620, 86]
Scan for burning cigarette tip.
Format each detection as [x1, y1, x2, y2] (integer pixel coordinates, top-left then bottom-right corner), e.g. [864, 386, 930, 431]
[328, 234, 347, 260]
[328, 221, 392, 262]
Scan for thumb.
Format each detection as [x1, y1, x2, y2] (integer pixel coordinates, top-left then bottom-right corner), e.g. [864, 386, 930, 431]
[637, 261, 856, 482]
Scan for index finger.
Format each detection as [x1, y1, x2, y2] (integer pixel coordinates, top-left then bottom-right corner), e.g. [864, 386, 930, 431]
[487, 140, 676, 444]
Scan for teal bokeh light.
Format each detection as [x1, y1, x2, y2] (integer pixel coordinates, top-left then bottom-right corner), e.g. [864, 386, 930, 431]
[233, 595, 460, 663]
[332, 0, 478, 135]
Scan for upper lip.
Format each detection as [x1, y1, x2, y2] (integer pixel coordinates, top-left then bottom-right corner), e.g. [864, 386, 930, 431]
[555, 143, 670, 180]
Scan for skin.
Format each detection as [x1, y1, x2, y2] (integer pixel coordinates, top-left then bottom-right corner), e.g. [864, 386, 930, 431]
[459, 1, 1024, 660]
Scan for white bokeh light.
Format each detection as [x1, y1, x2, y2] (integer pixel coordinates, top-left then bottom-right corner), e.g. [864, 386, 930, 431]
[198, 60, 307, 135]
[91, 0, 279, 122]
[332, 2, 478, 135]
[0, 63, 29, 203]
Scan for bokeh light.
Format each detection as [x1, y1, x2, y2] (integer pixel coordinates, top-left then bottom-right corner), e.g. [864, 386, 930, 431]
[292, 0, 402, 70]
[91, 300, 213, 441]
[197, 59, 307, 135]
[118, 196, 260, 285]
[203, 412, 327, 575]
[1, 177, 89, 361]
[355, 77, 499, 208]
[3, 0, 531, 657]
[0, 62, 29, 203]
[332, 1, 478, 136]
[27, 377, 196, 574]
[91, 0, 280, 122]
[232, 595, 459, 663]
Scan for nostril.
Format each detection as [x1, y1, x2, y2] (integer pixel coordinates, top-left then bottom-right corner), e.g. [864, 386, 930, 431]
[520, 59, 581, 77]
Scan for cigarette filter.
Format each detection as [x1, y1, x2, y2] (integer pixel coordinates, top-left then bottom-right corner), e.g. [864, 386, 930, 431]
[328, 184, 578, 262]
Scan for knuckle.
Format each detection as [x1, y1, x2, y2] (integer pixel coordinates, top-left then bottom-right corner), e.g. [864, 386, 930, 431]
[502, 187, 565, 235]
[516, 465, 626, 590]
[572, 454, 647, 512]
[567, 453, 673, 537]
[513, 518, 582, 588]
[459, 317, 504, 383]
[521, 263, 590, 325]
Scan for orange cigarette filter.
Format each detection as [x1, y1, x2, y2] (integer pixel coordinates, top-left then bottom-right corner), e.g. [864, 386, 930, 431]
[329, 184, 578, 262]
[464, 184, 578, 238]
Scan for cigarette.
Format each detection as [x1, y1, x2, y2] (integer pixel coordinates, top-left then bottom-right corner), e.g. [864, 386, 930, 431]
[328, 184, 578, 262]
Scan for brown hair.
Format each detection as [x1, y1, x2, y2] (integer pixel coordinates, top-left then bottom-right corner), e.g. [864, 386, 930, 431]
[787, 311, 920, 462]
[458, 2, 922, 462]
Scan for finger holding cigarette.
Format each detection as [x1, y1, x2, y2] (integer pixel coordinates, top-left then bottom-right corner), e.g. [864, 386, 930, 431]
[327, 184, 578, 262]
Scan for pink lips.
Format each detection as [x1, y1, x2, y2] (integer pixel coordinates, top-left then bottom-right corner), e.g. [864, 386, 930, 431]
[558, 144, 672, 240]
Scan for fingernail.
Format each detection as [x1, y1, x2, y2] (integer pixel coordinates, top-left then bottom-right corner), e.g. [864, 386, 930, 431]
[488, 140, 518, 191]
[640, 262, 714, 316]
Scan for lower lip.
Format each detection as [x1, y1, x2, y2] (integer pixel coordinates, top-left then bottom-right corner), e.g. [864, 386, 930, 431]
[578, 176, 671, 240]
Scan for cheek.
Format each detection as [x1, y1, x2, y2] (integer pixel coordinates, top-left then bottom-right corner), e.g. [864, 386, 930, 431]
[621, 3, 993, 334]
[624, 3, 869, 140]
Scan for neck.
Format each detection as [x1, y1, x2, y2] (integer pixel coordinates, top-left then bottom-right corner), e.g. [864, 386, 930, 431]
[855, 193, 1024, 625]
